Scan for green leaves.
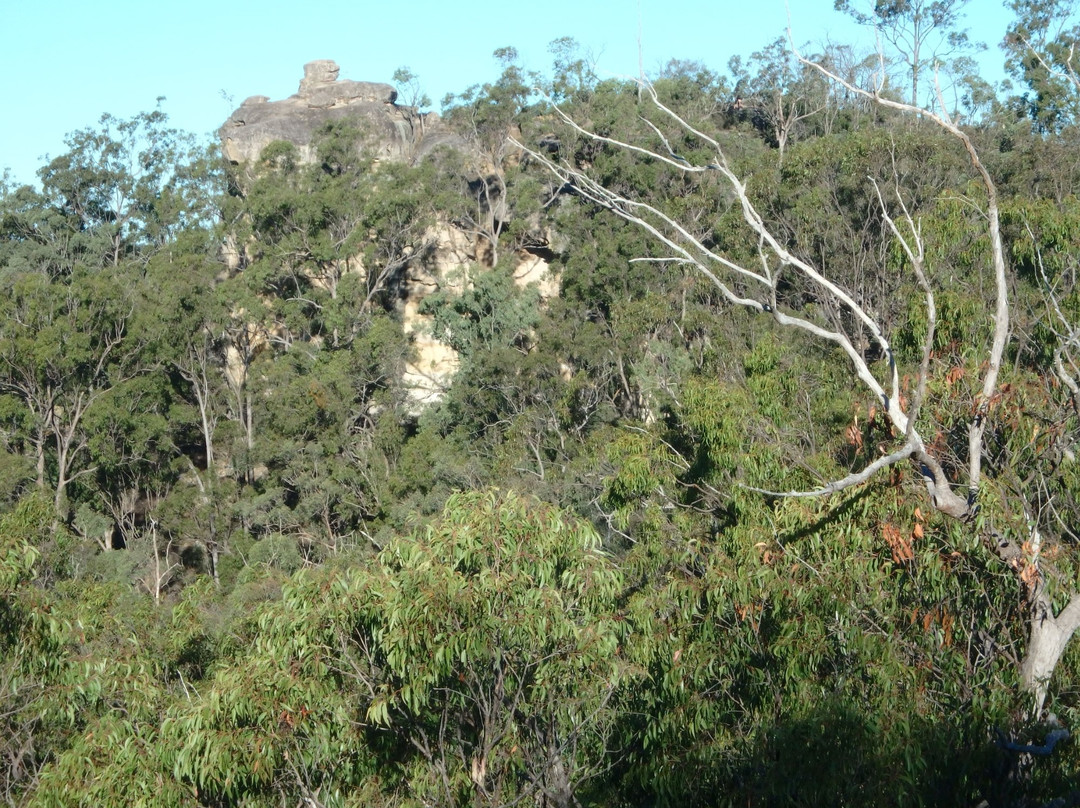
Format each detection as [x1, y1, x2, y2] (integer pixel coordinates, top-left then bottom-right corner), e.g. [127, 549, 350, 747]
[30, 107, 219, 270]
[1004, 0, 1080, 131]
[6, 31, 1080, 806]
[148, 490, 627, 806]
[360, 490, 626, 805]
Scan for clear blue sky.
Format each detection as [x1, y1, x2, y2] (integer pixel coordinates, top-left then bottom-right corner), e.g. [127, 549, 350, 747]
[1, 0, 1016, 186]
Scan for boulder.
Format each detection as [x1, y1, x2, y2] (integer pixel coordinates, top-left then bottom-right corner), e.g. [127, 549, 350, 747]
[219, 60, 457, 167]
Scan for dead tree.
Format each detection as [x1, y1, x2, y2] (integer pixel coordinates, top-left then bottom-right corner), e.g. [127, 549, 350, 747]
[513, 56, 1080, 716]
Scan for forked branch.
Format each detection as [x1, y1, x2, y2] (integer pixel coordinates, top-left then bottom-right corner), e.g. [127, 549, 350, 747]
[513, 81, 968, 515]
[794, 43, 1011, 510]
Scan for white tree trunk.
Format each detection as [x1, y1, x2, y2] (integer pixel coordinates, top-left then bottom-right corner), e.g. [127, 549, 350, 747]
[1022, 594, 1080, 716]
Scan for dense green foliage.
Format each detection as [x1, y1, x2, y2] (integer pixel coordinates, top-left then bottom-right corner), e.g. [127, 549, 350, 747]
[3, 15, 1080, 807]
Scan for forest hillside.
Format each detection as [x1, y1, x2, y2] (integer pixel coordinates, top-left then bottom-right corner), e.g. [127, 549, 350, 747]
[3, 3, 1080, 805]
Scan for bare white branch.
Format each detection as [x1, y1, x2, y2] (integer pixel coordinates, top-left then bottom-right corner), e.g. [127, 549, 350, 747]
[515, 83, 943, 511]
[794, 41, 1009, 511]
[746, 441, 917, 499]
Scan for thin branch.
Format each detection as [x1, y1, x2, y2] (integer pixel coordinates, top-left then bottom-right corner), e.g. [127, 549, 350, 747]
[745, 441, 916, 498]
[795, 39, 1009, 512]
[870, 176, 932, 431]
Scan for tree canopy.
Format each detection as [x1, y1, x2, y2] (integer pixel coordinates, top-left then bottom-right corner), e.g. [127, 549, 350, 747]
[3, 12, 1080, 806]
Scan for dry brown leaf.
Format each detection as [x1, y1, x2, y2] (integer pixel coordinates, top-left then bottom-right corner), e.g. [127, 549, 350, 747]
[883, 522, 914, 564]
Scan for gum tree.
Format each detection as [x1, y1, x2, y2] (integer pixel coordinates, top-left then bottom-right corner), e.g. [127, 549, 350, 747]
[0, 269, 144, 520]
[1003, 0, 1080, 130]
[515, 39, 1080, 716]
[834, 0, 981, 107]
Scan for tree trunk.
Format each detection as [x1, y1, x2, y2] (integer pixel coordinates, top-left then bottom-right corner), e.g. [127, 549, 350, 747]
[1021, 594, 1080, 716]
[33, 426, 46, 488]
[54, 461, 68, 519]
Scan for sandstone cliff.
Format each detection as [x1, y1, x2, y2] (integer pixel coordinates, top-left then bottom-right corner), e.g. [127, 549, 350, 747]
[219, 60, 458, 167]
[219, 61, 560, 411]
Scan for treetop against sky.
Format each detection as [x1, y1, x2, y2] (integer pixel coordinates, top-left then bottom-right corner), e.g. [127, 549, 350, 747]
[2, 0, 1014, 186]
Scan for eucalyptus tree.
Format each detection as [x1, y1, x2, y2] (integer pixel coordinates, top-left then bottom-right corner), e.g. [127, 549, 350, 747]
[150, 490, 626, 807]
[834, 0, 983, 107]
[35, 107, 217, 270]
[0, 495, 59, 801]
[1003, 0, 1080, 130]
[441, 47, 539, 267]
[728, 37, 830, 160]
[125, 248, 239, 578]
[1, 110, 207, 280]
[546, 36, 599, 103]
[0, 109, 221, 527]
[515, 40, 1080, 719]
[392, 65, 432, 110]
[0, 268, 145, 520]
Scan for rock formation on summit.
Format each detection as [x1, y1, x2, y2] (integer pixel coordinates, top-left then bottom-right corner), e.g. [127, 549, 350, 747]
[218, 60, 457, 167]
[217, 61, 560, 411]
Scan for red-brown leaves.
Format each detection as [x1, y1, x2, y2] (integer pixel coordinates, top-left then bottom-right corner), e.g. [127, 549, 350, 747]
[883, 522, 914, 564]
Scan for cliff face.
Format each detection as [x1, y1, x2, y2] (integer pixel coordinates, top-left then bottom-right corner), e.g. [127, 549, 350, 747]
[218, 61, 559, 411]
[218, 60, 459, 167]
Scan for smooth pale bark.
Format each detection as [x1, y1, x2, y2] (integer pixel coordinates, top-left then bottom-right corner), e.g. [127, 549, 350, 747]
[1023, 594, 1080, 717]
[796, 53, 1080, 714]
[522, 59, 1076, 714]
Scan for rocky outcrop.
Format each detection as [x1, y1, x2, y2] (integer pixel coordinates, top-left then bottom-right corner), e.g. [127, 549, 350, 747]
[398, 232, 561, 412]
[218, 62, 562, 411]
[219, 60, 458, 167]
[512, 250, 560, 301]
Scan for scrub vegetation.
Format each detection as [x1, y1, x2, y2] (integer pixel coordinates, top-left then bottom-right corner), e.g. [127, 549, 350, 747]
[4, 3, 1080, 805]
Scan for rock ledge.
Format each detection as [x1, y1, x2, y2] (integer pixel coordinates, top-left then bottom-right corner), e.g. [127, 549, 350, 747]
[219, 60, 454, 166]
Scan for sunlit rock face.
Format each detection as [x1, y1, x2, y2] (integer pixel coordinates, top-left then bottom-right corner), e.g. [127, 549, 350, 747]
[513, 250, 560, 301]
[218, 62, 562, 410]
[218, 60, 456, 167]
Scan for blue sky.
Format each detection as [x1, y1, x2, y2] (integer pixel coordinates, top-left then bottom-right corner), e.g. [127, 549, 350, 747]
[2, 0, 1016, 186]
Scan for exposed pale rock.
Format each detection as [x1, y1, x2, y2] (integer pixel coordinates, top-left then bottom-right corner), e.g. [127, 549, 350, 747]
[299, 59, 340, 90]
[219, 60, 458, 167]
[401, 298, 460, 412]
[396, 225, 478, 410]
[513, 250, 560, 300]
[217, 63, 567, 413]
[416, 225, 475, 291]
